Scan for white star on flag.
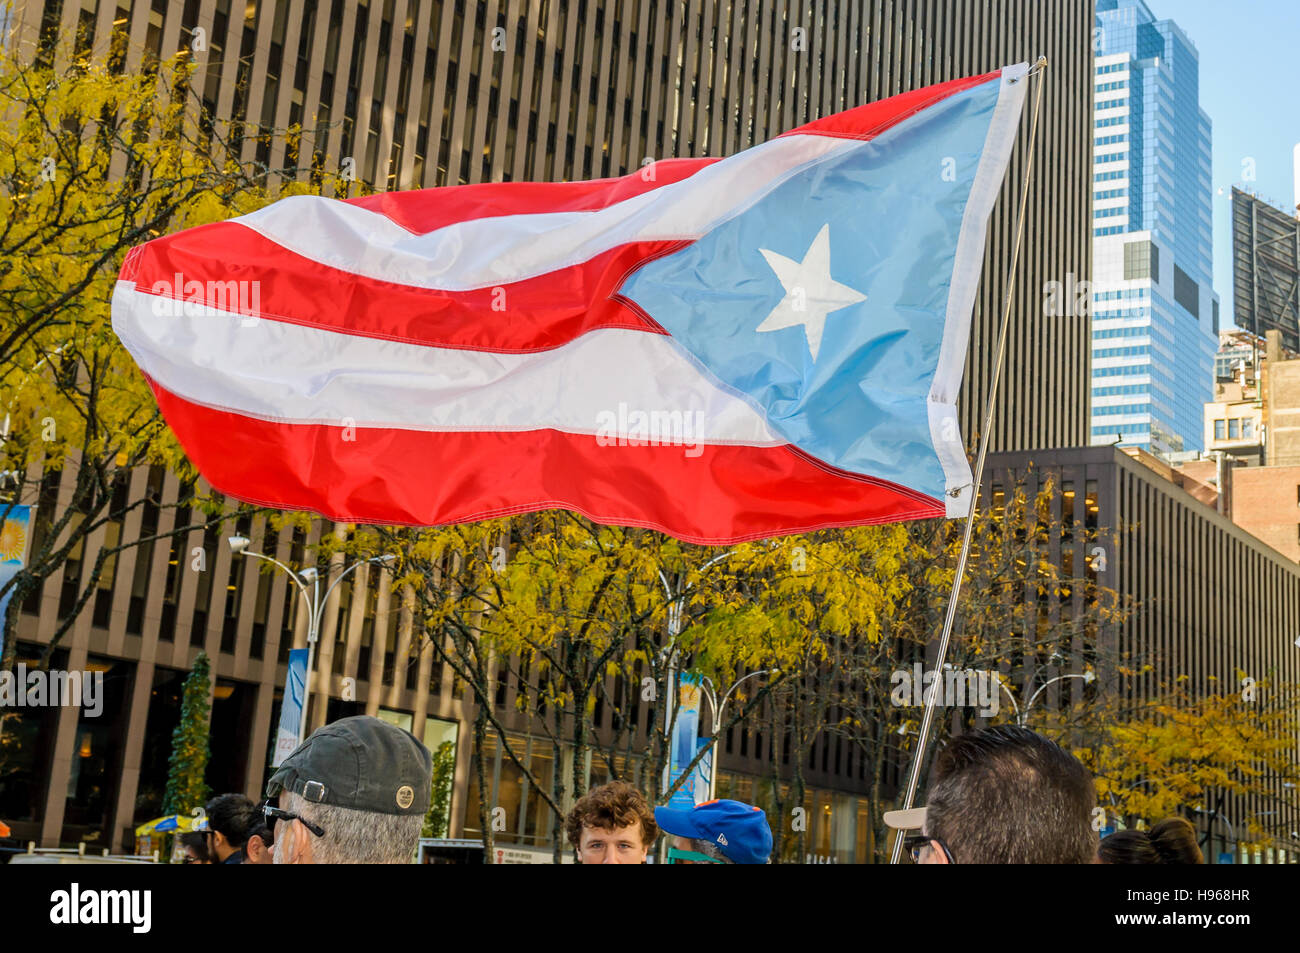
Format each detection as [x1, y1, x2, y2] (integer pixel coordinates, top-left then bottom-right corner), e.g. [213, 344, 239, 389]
[756, 223, 868, 361]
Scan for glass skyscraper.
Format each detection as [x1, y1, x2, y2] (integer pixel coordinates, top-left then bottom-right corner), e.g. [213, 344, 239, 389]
[1090, 0, 1218, 455]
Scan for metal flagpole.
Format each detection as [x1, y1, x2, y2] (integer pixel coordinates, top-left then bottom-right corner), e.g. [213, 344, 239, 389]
[889, 56, 1050, 864]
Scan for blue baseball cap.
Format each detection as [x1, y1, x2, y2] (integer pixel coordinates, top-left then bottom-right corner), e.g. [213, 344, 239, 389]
[654, 799, 774, 864]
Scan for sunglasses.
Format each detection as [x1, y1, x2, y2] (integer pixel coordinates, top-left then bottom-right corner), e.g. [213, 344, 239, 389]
[902, 833, 955, 864]
[262, 801, 326, 838]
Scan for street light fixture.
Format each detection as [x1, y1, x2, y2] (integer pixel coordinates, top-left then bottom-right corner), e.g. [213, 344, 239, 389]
[1000, 670, 1095, 726]
[1192, 805, 1239, 864]
[699, 668, 778, 799]
[228, 537, 397, 748]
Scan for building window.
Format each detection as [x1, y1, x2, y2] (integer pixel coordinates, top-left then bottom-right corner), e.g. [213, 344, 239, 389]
[1228, 419, 1240, 440]
[1243, 418, 1254, 440]
[1123, 240, 1158, 281]
[1214, 419, 1226, 441]
[1174, 264, 1199, 318]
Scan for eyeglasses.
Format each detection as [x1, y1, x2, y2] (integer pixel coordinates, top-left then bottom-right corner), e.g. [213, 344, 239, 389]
[903, 833, 955, 864]
[262, 801, 326, 838]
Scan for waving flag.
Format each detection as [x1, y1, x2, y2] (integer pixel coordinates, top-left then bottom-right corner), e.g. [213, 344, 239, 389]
[112, 64, 1028, 545]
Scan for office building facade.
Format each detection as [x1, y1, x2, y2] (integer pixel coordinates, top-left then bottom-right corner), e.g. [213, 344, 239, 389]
[1089, 0, 1218, 456]
[0, 0, 1098, 856]
[986, 444, 1300, 862]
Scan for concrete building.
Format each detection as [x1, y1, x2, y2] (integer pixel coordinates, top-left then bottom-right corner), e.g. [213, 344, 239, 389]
[1214, 329, 1262, 383]
[1089, 0, 1219, 456]
[986, 444, 1300, 863]
[1205, 337, 1264, 467]
[0, 0, 1099, 858]
[1227, 331, 1300, 562]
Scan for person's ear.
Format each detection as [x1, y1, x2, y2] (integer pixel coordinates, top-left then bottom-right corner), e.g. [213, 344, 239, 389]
[290, 819, 312, 864]
[929, 839, 950, 864]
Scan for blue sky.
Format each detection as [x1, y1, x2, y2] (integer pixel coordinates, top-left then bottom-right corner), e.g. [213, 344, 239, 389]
[1155, 1, 1299, 328]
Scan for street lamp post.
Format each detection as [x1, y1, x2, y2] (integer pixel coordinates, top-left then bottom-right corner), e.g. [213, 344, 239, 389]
[656, 552, 733, 796]
[699, 669, 777, 799]
[228, 536, 395, 746]
[998, 670, 1096, 726]
[1192, 805, 1238, 864]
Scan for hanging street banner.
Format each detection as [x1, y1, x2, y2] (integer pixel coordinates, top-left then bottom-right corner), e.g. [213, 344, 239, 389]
[667, 674, 711, 809]
[273, 647, 309, 767]
[0, 504, 32, 661]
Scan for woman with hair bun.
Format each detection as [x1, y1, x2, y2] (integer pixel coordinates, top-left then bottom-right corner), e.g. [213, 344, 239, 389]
[1097, 817, 1204, 864]
[1147, 817, 1204, 863]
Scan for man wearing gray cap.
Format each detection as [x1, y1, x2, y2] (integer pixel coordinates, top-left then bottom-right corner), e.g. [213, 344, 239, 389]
[264, 715, 433, 864]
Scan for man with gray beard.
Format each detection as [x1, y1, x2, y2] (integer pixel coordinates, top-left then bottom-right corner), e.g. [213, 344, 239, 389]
[264, 715, 432, 864]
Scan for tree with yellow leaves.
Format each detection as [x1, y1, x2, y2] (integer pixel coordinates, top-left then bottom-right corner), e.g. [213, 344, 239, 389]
[0, 38, 342, 671]
[1069, 676, 1300, 857]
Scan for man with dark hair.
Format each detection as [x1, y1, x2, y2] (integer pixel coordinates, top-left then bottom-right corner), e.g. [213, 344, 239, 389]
[884, 725, 1097, 864]
[243, 819, 274, 865]
[565, 781, 658, 864]
[205, 793, 260, 864]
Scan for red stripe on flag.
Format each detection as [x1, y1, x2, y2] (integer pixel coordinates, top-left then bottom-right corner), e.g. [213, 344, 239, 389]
[344, 157, 720, 234]
[149, 383, 943, 545]
[780, 70, 1001, 141]
[127, 224, 683, 352]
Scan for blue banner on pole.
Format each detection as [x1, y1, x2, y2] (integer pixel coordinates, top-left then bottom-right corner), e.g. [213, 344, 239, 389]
[0, 505, 33, 662]
[272, 648, 308, 766]
[668, 674, 712, 809]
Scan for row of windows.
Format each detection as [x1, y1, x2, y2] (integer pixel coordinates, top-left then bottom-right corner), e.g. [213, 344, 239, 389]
[1094, 364, 1151, 378]
[1095, 288, 1149, 301]
[1095, 169, 1126, 183]
[1097, 134, 1129, 145]
[1091, 424, 1149, 436]
[1093, 325, 1151, 340]
[1095, 226, 1126, 236]
[1093, 307, 1149, 320]
[1095, 80, 1128, 92]
[1095, 345, 1153, 359]
[1094, 403, 1152, 416]
[1095, 116, 1127, 128]
[1095, 152, 1127, 165]
[1093, 384, 1151, 397]
[1095, 206, 1127, 218]
[1094, 188, 1127, 199]
[1095, 98, 1127, 111]
[1097, 63, 1128, 75]
[1212, 418, 1257, 441]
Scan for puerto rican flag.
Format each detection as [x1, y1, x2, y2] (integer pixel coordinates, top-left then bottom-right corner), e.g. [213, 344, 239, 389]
[112, 64, 1028, 545]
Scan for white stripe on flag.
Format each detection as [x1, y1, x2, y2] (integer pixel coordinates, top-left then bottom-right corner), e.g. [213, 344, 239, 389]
[231, 134, 858, 291]
[927, 62, 1030, 519]
[112, 283, 784, 446]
